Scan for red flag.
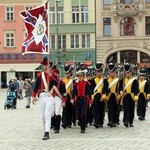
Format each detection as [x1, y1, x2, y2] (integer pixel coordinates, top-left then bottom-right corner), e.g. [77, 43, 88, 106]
[20, 2, 48, 54]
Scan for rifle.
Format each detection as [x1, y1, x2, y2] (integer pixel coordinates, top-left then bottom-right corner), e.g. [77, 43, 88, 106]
[72, 55, 76, 81]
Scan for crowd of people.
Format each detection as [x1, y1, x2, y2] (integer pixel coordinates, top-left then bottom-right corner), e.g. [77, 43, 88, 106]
[31, 57, 150, 140]
[7, 76, 34, 109]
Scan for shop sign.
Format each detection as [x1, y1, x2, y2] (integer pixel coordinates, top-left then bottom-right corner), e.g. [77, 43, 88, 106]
[0, 53, 35, 60]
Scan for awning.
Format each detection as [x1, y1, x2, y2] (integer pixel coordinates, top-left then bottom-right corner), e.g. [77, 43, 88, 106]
[0, 63, 41, 72]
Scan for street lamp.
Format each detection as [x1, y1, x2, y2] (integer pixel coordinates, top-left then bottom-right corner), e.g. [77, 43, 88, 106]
[55, 0, 60, 67]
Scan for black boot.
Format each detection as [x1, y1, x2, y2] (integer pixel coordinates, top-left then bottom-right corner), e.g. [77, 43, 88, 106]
[55, 115, 61, 133]
[124, 122, 129, 127]
[42, 132, 49, 140]
[80, 130, 85, 133]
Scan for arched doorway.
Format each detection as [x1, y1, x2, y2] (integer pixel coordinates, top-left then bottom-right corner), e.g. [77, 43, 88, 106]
[106, 50, 150, 65]
[107, 52, 117, 63]
[120, 50, 137, 64]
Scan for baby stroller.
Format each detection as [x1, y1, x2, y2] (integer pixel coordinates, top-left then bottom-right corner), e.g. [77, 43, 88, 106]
[4, 90, 17, 109]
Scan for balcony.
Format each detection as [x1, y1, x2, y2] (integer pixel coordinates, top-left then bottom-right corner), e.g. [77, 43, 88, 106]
[116, 3, 139, 17]
[112, 2, 144, 22]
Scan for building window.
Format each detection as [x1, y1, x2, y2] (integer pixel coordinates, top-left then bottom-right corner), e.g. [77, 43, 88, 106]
[145, 0, 150, 3]
[25, 6, 32, 11]
[107, 53, 117, 63]
[58, 35, 66, 49]
[145, 17, 150, 35]
[5, 32, 15, 47]
[120, 50, 137, 64]
[120, 0, 138, 3]
[71, 35, 79, 48]
[103, 0, 111, 5]
[120, 17, 136, 36]
[140, 52, 150, 63]
[103, 18, 111, 36]
[50, 7, 55, 24]
[82, 34, 90, 48]
[6, 7, 14, 21]
[58, 7, 64, 24]
[72, 6, 79, 23]
[50, 35, 55, 49]
[81, 6, 88, 23]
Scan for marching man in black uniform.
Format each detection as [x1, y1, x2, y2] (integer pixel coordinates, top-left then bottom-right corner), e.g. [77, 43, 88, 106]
[106, 63, 120, 127]
[62, 64, 73, 128]
[86, 66, 94, 126]
[91, 62, 107, 128]
[137, 68, 150, 121]
[71, 69, 92, 133]
[120, 63, 139, 127]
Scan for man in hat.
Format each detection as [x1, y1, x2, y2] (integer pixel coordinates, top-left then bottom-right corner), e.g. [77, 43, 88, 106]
[46, 62, 67, 134]
[137, 68, 150, 121]
[32, 57, 66, 140]
[120, 63, 139, 127]
[71, 68, 92, 133]
[91, 62, 107, 128]
[62, 64, 73, 128]
[32, 57, 55, 140]
[49, 69, 67, 134]
[106, 63, 121, 127]
[85, 66, 94, 126]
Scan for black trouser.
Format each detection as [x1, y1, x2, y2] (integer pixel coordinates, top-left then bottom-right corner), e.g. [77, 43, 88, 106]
[137, 93, 147, 118]
[123, 94, 135, 124]
[107, 94, 118, 124]
[62, 95, 73, 127]
[86, 104, 93, 125]
[93, 94, 105, 125]
[55, 115, 61, 130]
[116, 101, 121, 124]
[72, 105, 77, 125]
[76, 97, 87, 131]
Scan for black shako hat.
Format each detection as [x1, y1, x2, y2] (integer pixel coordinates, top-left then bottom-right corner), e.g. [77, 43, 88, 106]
[108, 63, 116, 72]
[40, 57, 56, 69]
[86, 66, 93, 76]
[64, 64, 72, 73]
[95, 62, 104, 71]
[124, 63, 132, 73]
[138, 68, 146, 76]
[40, 57, 48, 65]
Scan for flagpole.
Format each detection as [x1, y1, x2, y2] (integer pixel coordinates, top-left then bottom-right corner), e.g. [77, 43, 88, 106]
[47, 0, 50, 65]
[55, 0, 60, 73]
[46, 0, 50, 92]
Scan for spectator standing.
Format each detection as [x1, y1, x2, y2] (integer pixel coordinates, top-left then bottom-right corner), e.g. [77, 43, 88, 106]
[18, 76, 24, 99]
[25, 80, 32, 108]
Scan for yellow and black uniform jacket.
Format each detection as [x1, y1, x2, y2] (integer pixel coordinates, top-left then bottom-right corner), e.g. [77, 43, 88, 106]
[91, 76, 107, 100]
[63, 77, 73, 98]
[138, 79, 150, 99]
[106, 77, 120, 101]
[119, 76, 139, 101]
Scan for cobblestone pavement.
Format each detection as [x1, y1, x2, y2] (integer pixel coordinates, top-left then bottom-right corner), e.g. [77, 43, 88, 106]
[0, 89, 150, 150]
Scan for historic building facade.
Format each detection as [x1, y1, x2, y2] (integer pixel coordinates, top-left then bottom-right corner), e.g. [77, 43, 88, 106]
[49, 0, 95, 66]
[96, 0, 150, 70]
[0, 0, 43, 87]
